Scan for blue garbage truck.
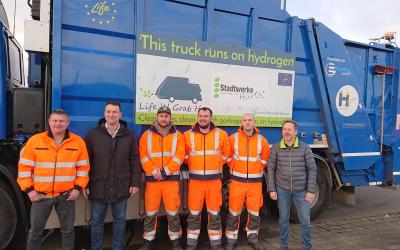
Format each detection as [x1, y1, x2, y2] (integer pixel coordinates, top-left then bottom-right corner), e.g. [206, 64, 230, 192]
[0, 0, 399, 248]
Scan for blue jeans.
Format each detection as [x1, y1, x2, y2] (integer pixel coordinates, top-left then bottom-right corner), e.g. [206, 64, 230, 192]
[90, 198, 128, 250]
[277, 186, 312, 250]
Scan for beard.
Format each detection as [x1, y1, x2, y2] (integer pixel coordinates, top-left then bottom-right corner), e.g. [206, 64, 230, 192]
[199, 123, 210, 130]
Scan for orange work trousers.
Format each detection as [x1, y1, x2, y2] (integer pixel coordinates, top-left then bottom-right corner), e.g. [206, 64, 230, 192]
[187, 179, 222, 247]
[226, 180, 263, 244]
[143, 181, 181, 241]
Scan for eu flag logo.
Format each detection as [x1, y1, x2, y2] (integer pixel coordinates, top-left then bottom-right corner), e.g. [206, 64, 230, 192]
[278, 73, 293, 86]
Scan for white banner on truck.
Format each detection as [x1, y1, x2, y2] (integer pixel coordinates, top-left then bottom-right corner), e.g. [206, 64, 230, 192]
[135, 33, 295, 127]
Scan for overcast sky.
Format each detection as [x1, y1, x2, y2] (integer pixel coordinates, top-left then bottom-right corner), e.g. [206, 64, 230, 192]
[2, 0, 400, 58]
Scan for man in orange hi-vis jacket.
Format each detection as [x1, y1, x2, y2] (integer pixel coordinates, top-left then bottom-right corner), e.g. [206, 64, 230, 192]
[17, 109, 90, 250]
[225, 113, 270, 250]
[184, 107, 230, 250]
[139, 106, 185, 250]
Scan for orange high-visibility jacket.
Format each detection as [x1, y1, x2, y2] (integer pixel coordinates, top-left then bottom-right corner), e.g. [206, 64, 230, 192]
[227, 127, 270, 182]
[139, 125, 185, 182]
[17, 131, 90, 196]
[184, 123, 230, 180]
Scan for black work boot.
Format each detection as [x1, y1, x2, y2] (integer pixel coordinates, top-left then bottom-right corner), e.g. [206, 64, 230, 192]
[138, 240, 154, 250]
[171, 239, 183, 250]
[186, 244, 197, 250]
[225, 242, 235, 250]
[249, 240, 266, 250]
[211, 245, 224, 250]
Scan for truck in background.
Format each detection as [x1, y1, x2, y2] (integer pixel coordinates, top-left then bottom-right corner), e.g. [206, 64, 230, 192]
[0, 0, 399, 248]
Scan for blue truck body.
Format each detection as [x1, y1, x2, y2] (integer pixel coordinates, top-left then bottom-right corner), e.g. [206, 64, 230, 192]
[0, 0, 399, 247]
[49, 0, 400, 186]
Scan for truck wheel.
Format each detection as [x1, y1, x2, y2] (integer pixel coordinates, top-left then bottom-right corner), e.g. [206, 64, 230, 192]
[169, 97, 175, 102]
[290, 167, 329, 222]
[192, 98, 198, 104]
[0, 182, 17, 248]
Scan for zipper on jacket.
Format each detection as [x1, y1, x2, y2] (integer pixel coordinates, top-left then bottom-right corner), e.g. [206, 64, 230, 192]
[246, 137, 249, 181]
[52, 145, 60, 196]
[161, 135, 164, 171]
[203, 134, 206, 175]
[289, 148, 293, 192]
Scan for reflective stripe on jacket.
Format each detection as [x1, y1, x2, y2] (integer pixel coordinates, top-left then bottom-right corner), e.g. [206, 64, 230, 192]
[17, 130, 90, 196]
[139, 125, 185, 182]
[227, 127, 270, 182]
[183, 122, 230, 180]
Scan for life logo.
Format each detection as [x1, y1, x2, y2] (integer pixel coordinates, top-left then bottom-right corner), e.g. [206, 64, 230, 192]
[84, 0, 118, 25]
[335, 85, 359, 117]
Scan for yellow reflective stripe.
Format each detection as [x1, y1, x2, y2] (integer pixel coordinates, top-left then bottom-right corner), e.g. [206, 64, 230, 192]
[257, 134, 262, 155]
[190, 170, 221, 175]
[165, 208, 178, 216]
[209, 235, 222, 240]
[164, 167, 171, 176]
[146, 210, 158, 216]
[215, 128, 220, 150]
[34, 162, 76, 168]
[260, 159, 267, 165]
[190, 150, 219, 156]
[147, 131, 153, 159]
[18, 171, 32, 178]
[225, 230, 238, 239]
[246, 228, 259, 235]
[76, 171, 88, 177]
[149, 152, 173, 157]
[234, 132, 239, 156]
[32, 175, 76, 182]
[233, 155, 259, 162]
[189, 209, 201, 216]
[190, 130, 195, 150]
[247, 209, 259, 216]
[140, 157, 149, 164]
[171, 132, 178, 155]
[19, 158, 35, 166]
[231, 171, 263, 178]
[229, 208, 241, 216]
[76, 160, 89, 166]
[172, 156, 182, 165]
[207, 209, 219, 216]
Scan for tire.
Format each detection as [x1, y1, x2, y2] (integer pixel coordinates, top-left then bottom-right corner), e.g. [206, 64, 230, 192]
[169, 97, 175, 102]
[192, 98, 198, 104]
[290, 167, 329, 222]
[0, 182, 17, 248]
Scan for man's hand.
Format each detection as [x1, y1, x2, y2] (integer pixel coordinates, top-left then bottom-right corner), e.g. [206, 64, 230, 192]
[305, 192, 315, 203]
[82, 188, 89, 199]
[269, 191, 277, 200]
[28, 190, 41, 202]
[67, 189, 80, 201]
[152, 169, 162, 181]
[129, 187, 139, 196]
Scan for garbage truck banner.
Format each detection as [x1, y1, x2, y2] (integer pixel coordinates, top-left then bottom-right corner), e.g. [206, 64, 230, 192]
[135, 33, 295, 127]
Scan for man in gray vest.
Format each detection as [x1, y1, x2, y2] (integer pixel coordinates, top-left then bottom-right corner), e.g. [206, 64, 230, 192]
[267, 120, 316, 250]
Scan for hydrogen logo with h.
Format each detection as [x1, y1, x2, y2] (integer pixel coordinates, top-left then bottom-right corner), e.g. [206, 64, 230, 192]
[336, 85, 359, 117]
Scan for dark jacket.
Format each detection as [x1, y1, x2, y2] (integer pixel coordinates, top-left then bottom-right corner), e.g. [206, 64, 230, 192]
[85, 118, 141, 203]
[267, 137, 317, 193]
